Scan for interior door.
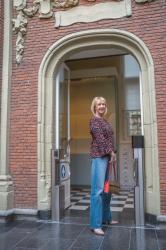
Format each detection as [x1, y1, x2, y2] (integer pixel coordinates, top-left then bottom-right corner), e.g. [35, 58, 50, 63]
[55, 63, 71, 209]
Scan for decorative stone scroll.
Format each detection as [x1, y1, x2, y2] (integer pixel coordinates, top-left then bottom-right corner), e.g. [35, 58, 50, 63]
[55, 1, 132, 28]
[34, 0, 53, 18]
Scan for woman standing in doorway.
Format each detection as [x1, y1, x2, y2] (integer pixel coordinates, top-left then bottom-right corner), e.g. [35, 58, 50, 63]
[90, 96, 118, 236]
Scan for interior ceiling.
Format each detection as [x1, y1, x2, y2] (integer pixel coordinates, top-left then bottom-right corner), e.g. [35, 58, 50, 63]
[68, 48, 127, 60]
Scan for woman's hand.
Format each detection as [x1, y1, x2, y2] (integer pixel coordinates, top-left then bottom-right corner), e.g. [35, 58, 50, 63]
[110, 151, 116, 163]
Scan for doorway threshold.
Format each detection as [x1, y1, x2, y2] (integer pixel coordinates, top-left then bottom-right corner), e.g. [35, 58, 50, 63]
[60, 187, 135, 226]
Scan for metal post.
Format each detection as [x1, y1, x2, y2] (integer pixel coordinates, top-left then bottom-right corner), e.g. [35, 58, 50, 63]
[132, 136, 145, 226]
[51, 149, 65, 221]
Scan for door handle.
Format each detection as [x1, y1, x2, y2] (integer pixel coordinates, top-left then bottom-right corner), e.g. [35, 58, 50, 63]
[66, 138, 72, 161]
[133, 158, 139, 186]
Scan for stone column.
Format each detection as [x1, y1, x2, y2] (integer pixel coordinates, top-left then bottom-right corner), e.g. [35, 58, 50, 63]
[0, 0, 14, 212]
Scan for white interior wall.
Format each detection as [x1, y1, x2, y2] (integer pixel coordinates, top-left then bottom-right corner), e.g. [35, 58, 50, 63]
[70, 78, 116, 186]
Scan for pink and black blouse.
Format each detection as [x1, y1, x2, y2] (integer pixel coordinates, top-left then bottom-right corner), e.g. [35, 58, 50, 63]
[90, 116, 115, 158]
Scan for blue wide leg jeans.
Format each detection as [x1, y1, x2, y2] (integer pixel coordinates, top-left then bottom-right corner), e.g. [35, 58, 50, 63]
[90, 156, 112, 229]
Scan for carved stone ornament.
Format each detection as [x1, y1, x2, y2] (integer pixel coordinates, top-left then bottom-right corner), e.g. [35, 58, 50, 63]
[55, 1, 132, 28]
[13, 0, 155, 64]
[13, 0, 79, 64]
[52, 0, 79, 9]
[14, 0, 27, 10]
[13, 0, 40, 64]
[135, 0, 154, 2]
[13, 11, 28, 64]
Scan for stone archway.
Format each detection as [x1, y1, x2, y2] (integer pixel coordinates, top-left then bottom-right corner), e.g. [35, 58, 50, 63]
[37, 29, 160, 217]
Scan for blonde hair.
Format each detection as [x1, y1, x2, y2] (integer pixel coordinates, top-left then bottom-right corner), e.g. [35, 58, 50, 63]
[91, 97, 107, 116]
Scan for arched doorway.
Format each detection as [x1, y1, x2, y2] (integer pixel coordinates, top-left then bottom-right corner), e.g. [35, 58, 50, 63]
[37, 29, 160, 220]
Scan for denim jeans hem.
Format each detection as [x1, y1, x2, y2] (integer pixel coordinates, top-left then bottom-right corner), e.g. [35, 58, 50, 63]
[90, 156, 112, 229]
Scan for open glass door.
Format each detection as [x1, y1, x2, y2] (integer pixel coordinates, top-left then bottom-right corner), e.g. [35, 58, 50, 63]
[55, 63, 71, 209]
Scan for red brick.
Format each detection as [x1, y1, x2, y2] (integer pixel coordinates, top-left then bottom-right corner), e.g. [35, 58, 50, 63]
[6, 0, 166, 214]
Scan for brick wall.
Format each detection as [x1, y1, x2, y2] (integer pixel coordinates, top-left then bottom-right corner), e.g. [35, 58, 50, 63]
[11, 0, 166, 213]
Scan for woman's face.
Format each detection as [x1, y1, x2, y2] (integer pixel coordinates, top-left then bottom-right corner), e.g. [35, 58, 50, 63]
[95, 100, 106, 117]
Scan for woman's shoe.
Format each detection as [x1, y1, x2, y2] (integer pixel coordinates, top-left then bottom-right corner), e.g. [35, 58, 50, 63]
[91, 228, 104, 236]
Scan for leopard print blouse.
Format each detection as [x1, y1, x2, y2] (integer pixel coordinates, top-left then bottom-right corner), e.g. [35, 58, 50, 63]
[89, 116, 115, 158]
